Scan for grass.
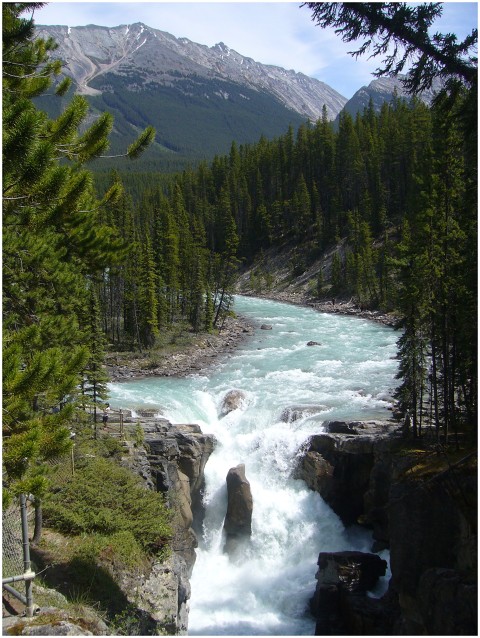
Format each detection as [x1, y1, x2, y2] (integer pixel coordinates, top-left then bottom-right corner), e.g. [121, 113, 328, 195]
[27, 430, 174, 628]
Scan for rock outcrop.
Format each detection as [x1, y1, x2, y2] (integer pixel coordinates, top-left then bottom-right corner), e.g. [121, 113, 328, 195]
[387, 463, 477, 635]
[115, 414, 216, 634]
[296, 420, 477, 635]
[311, 551, 390, 635]
[294, 420, 403, 526]
[223, 464, 253, 556]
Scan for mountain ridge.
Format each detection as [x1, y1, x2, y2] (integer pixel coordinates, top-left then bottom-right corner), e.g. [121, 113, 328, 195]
[35, 22, 444, 174]
[36, 22, 347, 122]
[341, 74, 444, 119]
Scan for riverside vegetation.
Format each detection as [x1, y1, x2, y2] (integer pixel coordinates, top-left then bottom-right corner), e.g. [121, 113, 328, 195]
[2, 2, 477, 635]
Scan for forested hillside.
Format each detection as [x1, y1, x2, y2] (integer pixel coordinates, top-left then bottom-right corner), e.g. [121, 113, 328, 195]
[94, 85, 476, 440]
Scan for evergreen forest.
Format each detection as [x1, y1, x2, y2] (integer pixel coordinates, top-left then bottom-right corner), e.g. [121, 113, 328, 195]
[3, 0, 477, 509]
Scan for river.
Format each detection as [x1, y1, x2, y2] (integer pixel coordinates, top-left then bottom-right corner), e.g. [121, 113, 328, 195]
[108, 295, 399, 635]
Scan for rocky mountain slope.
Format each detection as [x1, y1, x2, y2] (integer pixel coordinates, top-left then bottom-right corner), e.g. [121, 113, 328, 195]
[341, 75, 444, 118]
[34, 23, 444, 173]
[36, 22, 347, 122]
[35, 22, 347, 170]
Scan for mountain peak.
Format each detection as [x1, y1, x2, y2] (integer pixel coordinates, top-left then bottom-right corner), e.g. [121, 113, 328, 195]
[341, 74, 444, 118]
[35, 22, 347, 121]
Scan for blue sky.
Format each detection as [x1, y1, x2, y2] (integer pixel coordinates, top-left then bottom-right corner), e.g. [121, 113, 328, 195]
[36, 2, 478, 98]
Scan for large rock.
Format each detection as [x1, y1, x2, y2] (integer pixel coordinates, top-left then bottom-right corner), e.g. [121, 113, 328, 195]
[311, 551, 389, 635]
[300, 421, 477, 635]
[294, 420, 402, 525]
[315, 551, 387, 594]
[220, 389, 247, 416]
[119, 416, 216, 634]
[387, 468, 477, 635]
[223, 464, 253, 554]
[416, 568, 477, 636]
[280, 405, 328, 423]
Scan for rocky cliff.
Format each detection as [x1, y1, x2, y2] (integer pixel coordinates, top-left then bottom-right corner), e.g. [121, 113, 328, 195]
[296, 420, 477, 635]
[112, 411, 216, 634]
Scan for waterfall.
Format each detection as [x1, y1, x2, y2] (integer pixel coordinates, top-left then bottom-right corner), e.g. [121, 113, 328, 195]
[108, 296, 398, 635]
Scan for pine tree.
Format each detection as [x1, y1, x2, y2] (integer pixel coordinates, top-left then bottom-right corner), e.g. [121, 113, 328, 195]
[3, 3, 154, 498]
[80, 287, 110, 433]
[137, 235, 160, 348]
[213, 206, 240, 328]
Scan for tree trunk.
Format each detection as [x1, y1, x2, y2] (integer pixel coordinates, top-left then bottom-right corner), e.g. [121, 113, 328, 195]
[32, 499, 42, 545]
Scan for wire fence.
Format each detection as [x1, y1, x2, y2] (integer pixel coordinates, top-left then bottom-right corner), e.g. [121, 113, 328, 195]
[2, 500, 33, 591]
[2, 450, 74, 617]
[2, 494, 36, 616]
[2, 409, 142, 616]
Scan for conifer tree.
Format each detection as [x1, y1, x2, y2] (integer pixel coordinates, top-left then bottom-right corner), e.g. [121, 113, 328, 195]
[81, 286, 109, 431]
[3, 3, 154, 498]
[213, 207, 240, 328]
[137, 235, 160, 348]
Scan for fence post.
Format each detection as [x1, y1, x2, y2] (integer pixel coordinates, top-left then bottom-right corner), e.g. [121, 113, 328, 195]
[120, 409, 124, 440]
[20, 494, 35, 617]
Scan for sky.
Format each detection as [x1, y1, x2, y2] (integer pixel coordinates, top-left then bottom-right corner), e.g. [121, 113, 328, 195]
[35, 1, 478, 98]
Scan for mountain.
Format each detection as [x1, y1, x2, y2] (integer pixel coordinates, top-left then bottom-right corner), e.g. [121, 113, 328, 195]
[341, 75, 444, 119]
[35, 22, 347, 171]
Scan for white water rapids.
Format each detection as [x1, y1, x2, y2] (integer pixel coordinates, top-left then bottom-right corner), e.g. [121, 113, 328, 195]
[108, 296, 399, 635]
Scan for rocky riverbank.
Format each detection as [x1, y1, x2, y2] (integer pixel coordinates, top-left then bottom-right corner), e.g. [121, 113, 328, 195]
[295, 419, 477, 635]
[117, 413, 217, 634]
[243, 290, 399, 328]
[107, 315, 255, 382]
[107, 293, 398, 383]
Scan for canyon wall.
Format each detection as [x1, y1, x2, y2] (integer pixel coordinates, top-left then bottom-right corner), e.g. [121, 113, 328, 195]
[295, 420, 477, 635]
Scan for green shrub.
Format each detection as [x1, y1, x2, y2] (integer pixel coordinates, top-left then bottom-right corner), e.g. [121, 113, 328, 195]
[134, 423, 144, 447]
[74, 429, 124, 460]
[74, 531, 147, 570]
[43, 457, 172, 554]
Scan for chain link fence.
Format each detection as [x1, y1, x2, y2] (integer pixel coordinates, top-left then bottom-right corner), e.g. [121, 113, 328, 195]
[2, 494, 36, 616]
[2, 413, 138, 617]
[2, 500, 33, 591]
[2, 451, 75, 617]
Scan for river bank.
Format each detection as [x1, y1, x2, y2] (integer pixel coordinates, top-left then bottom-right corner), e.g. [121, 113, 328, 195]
[107, 315, 255, 382]
[107, 294, 398, 382]
[249, 290, 399, 327]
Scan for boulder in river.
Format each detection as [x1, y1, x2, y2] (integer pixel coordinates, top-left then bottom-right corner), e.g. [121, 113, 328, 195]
[306, 340, 322, 346]
[260, 324, 273, 330]
[223, 464, 253, 555]
[220, 389, 247, 416]
[280, 405, 328, 423]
